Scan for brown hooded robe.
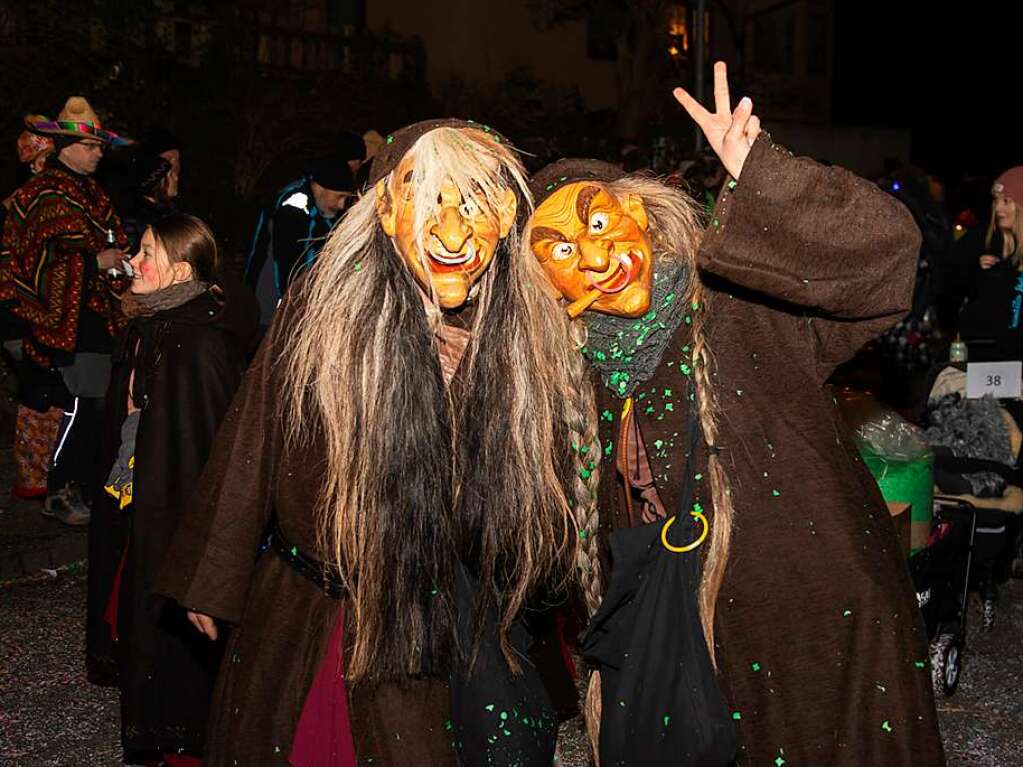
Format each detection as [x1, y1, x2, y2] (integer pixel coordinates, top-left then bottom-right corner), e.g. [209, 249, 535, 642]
[592, 136, 945, 766]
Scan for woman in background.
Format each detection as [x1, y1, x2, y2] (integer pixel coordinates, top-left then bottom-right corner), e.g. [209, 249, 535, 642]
[958, 167, 1023, 360]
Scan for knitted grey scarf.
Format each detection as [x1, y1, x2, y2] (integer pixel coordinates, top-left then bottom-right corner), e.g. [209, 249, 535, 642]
[581, 261, 691, 398]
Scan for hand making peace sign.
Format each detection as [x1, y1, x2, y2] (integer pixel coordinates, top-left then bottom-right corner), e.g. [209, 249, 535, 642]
[673, 61, 761, 180]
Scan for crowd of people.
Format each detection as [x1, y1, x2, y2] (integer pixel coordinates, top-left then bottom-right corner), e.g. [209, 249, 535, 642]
[1, 62, 1019, 767]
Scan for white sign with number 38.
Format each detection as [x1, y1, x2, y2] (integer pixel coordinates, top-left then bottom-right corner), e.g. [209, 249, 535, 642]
[966, 361, 1023, 399]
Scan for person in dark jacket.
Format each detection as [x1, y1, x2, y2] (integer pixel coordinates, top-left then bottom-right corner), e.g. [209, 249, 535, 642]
[957, 166, 1023, 360]
[244, 155, 356, 324]
[86, 213, 259, 765]
[115, 152, 179, 253]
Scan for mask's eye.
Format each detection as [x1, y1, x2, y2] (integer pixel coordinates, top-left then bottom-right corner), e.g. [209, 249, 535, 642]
[589, 211, 610, 235]
[459, 199, 481, 218]
[551, 242, 576, 261]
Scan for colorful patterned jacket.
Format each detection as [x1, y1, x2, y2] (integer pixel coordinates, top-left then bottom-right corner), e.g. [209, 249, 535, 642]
[0, 162, 127, 367]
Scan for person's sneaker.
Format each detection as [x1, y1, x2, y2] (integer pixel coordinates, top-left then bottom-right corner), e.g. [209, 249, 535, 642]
[42, 486, 91, 526]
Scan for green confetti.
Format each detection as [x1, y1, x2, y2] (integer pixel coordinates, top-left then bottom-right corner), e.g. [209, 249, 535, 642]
[727, 179, 738, 190]
[732, 711, 742, 720]
[290, 545, 298, 557]
[601, 410, 614, 422]
[751, 662, 761, 672]
[663, 388, 673, 397]
[914, 660, 927, 669]
[500, 711, 508, 720]
[665, 403, 674, 412]
[604, 441, 614, 456]
[654, 439, 664, 450]
[663, 715, 671, 727]
[881, 720, 893, 733]
[695, 473, 703, 481]
[843, 609, 852, 617]
[771, 489, 781, 497]
[485, 704, 495, 712]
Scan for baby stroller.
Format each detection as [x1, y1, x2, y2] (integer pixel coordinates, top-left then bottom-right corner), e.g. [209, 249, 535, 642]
[920, 365, 1023, 630]
[908, 497, 975, 696]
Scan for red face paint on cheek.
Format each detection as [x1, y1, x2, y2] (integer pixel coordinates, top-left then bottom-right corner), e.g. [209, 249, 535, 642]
[139, 260, 156, 279]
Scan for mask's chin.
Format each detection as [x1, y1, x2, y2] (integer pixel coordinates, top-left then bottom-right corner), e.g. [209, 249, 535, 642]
[593, 284, 651, 318]
[426, 270, 473, 310]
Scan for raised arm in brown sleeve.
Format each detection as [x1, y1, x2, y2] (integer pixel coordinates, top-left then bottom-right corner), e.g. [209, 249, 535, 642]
[698, 134, 922, 381]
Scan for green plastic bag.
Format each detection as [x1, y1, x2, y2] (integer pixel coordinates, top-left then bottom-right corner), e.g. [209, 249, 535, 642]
[856, 413, 934, 555]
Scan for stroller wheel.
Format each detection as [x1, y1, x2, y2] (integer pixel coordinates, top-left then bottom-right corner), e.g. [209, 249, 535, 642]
[930, 633, 962, 697]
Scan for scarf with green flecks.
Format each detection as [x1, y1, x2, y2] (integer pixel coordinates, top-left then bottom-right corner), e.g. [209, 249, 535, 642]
[581, 262, 692, 399]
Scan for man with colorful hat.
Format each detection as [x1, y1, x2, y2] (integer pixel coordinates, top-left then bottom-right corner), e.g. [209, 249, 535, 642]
[0, 96, 131, 525]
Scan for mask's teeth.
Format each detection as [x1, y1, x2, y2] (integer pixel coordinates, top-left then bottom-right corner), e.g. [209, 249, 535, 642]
[428, 241, 476, 265]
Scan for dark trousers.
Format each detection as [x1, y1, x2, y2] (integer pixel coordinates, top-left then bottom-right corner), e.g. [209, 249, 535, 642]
[48, 395, 106, 500]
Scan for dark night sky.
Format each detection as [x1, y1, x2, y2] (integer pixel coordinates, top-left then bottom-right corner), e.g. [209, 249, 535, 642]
[833, 2, 1019, 183]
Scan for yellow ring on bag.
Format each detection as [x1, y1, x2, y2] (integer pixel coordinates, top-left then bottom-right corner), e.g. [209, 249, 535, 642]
[661, 511, 709, 553]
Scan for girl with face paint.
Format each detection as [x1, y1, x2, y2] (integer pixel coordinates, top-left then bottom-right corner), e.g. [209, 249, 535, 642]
[88, 214, 260, 764]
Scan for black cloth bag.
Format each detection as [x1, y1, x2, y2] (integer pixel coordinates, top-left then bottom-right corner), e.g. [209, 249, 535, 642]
[582, 395, 736, 767]
[449, 565, 559, 767]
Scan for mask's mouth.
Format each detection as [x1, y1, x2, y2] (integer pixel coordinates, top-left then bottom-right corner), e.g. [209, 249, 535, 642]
[586, 251, 641, 294]
[426, 238, 482, 273]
